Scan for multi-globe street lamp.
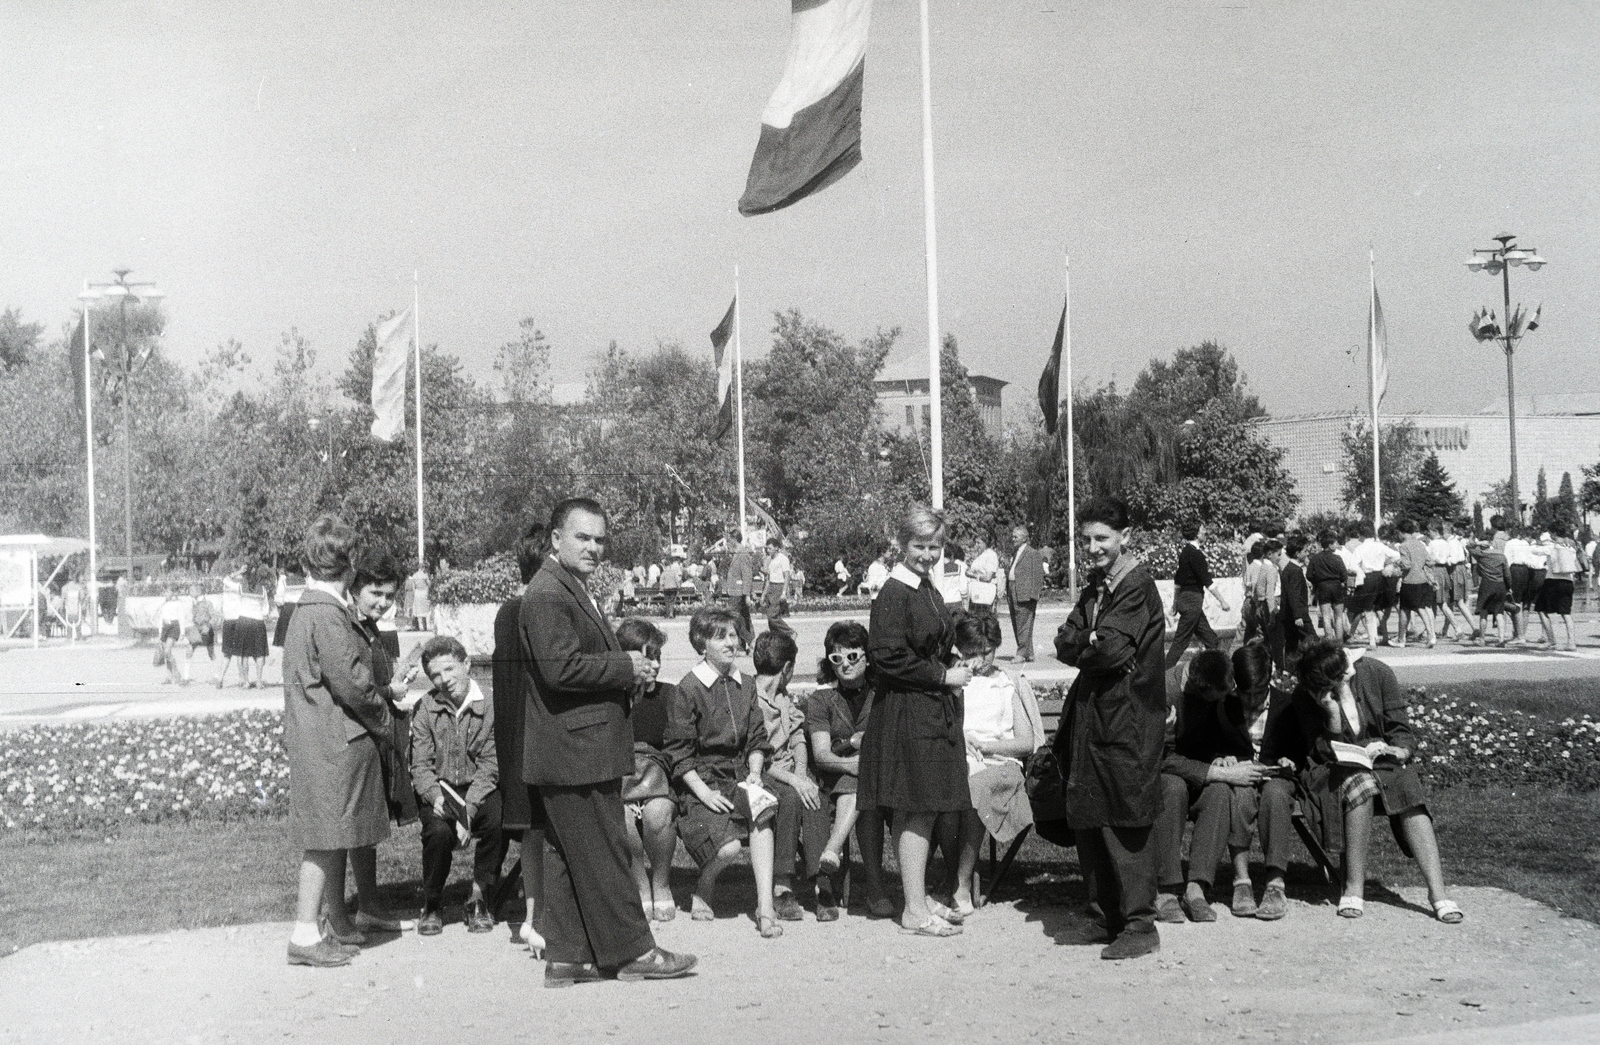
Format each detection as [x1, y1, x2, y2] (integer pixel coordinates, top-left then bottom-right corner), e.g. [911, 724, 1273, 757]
[79, 270, 164, 607]
[1465, 235, 1545, 525]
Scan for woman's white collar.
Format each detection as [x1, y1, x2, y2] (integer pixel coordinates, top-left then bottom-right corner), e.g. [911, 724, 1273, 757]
[890, 563, 923, 587]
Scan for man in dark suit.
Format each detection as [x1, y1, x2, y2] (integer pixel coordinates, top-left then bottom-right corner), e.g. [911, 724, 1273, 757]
[522, 498, 696, 987]
[1008, 524, 1044, 662]
[725, 532, 757, 647]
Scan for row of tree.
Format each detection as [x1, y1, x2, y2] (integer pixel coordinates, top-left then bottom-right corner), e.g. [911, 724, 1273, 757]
[0, 299, 1304, 585]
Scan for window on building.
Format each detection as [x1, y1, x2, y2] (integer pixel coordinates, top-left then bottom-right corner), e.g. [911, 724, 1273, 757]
[921, 405, 931, 426]
[906, 405, 915, 427]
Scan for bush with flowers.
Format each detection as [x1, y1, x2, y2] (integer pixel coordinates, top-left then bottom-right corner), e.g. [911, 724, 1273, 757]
[431, 552, 522, 606]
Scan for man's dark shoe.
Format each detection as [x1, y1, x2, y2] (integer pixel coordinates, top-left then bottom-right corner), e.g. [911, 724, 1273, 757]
[1181, 892, 1217, 923]
[544, 961, 605, 988]
[288, 939, 353, 967]
[1256, 885, 1289, 921]
[774, 891, 804, 922]
[417, 908, 444, 936]
[814, 880, 840, 922]
[1100, 930, 1160, 961]
[466, 899, 495, 933]
[615, 947, 697, 982]
[1154, 894, 1186, 924]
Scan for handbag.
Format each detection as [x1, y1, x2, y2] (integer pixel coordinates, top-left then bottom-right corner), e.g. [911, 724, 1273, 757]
[621, 747, 672, 804]
[968, 579, 998, 606]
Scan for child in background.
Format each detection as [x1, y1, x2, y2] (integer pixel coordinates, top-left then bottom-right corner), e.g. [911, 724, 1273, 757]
[752, 630, 832, 922]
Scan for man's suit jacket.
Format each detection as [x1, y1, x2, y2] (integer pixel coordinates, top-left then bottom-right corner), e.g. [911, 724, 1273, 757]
[1010, 545, 1044, 603]
[520, 558, 636, 787]
[725, 545, 756, 597]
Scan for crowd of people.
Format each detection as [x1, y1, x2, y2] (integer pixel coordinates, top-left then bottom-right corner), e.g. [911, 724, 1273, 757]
[272, 492, 1469, 979]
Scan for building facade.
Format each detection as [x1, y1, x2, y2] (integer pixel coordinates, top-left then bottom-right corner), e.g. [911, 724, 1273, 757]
[875, 362, 1006, 440]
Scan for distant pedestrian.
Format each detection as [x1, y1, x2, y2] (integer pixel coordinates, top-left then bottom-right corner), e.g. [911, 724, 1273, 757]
[1165, 522, 1230, 669]
[966, 534, 1001, 618]
[834, 557, 851, 596]
[1007, 524, 1043, 663]
[725, 534, 758, 648]
[761, 537, 794, 638]
[1306, 530, 1350, 644]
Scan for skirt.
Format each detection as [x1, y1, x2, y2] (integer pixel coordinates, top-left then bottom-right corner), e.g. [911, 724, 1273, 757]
[1476, 580, 1508, 617]
[858, 687, 971, 814]
[967, 761, 1033, 847]
[220, 619, 240, 657]
[1533, 578, 1574, 615]
[1399, 583, 1435, 611]
[288, 732, 391, 850]
[272, 603, 296, 647]
[233, 618, 269, 659]
[674, 760, 756, 867]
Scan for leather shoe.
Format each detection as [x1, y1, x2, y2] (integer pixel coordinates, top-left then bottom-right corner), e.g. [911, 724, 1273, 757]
[1256, 885, 1289, 921]
[614, 947, 697, 982]
[288, 939, 353, 968]
[1154, 894, 1185, 924]
[773, 891, 804, 922]
[544, 961, 605, 988]
[318, 915, 366, 948]
[1181, 893, 1217, 923]
[1101, 930, 1160, 960]
[466, 899, 495, 933]
[418, 908, 444, 936]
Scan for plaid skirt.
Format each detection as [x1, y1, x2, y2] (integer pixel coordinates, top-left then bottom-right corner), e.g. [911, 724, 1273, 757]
[1335, 768, 1382, 812]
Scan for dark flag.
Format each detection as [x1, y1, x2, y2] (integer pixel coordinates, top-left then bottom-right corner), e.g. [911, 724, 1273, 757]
[68, 318, 87, 421]
[1038, 299, 1066, 435]
[710, 296, 737, 441]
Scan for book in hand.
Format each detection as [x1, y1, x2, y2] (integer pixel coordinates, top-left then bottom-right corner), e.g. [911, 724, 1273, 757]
[1331, 740, 1388, 770]
[734, 780, 779, 826]
[438, 782, 473, 846]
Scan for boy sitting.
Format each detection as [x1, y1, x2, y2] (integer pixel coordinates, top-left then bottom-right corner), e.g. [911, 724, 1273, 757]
[411, 635, 502, 935]
[752, 630, 830, 922]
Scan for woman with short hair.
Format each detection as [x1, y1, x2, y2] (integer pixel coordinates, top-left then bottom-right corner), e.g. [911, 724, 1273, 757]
[859, 505, 972, 937]
[616, 616, 680, 922]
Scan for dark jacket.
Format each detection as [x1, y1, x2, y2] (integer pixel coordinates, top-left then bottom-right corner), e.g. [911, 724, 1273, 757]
[411, 683, 499, 810]
[520, 558, 636, 787]
[1163, 689, 1255, 789]
[492, 594, 529, 799]
[1052, 559, 1167, 828]
[1173, 543, 1213, 591]
[1010, 545, 1045, 603]
[1280, 561, 1312, 631]
[725, 545, 757, 597]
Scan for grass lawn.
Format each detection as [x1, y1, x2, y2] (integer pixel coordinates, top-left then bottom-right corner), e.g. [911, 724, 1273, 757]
[4, 783, 1596, 957]
[1420, 675, 1600, 720]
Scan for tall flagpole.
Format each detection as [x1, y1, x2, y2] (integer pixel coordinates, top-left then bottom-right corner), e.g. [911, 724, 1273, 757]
[413, 271, 426, 570]
[82, 286, 99, 635]
[734, 266, 748, 547]
[1369, 251, 1381, 527]
[918, 0, 944, 510]
[1064, 253, 1077, 597]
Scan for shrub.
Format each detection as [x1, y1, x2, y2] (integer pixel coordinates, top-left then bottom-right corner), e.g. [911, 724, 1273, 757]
[432, 552, 521, 605]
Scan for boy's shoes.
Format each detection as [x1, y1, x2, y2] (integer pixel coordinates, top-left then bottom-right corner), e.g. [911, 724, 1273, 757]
[544, 961, 605, 989]
[814, 880, 840, 922]
[1101, 930, 1160, 961]
[1230, 882, 1258, 918]
[615, 947, 697, 982]
[773, 891, 805, 921]
[418, 908, 444, 936]
[1180, 892, 1217, 923]
[288, 939, 353, 968]
[1154, 894, 1186, 924]
[466, 899, 495, 933]
[1256, 885, 1289, 921]
[318, 915, 366, 948]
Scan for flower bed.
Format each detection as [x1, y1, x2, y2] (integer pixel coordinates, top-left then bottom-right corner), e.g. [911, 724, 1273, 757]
[0, 710, 289, 834]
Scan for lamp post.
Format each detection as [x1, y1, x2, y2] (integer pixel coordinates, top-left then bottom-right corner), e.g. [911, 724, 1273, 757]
[81, 270, 164, 610]
[1466, 235, 1545, 525]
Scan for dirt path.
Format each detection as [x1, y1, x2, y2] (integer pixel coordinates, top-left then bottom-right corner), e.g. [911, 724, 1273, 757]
[2, 885, 1596, 1045]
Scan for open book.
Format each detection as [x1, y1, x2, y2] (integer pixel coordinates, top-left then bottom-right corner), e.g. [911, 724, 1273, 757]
[1331, 740, 1387, 770]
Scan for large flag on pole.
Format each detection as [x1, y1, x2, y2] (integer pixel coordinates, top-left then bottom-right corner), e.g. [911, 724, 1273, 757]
[710, 296, 737, 440]
[1037, 299, 1067, 435]
[1369, 283, 1389, 406]
[370, 308, 413, 442]
[68, 318, 87, 421]
[738, 0, 872, 216]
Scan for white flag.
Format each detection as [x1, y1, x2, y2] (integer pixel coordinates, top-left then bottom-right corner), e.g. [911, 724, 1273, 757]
[1369, 286, 1388, 406]
[370, 308, 413, 441]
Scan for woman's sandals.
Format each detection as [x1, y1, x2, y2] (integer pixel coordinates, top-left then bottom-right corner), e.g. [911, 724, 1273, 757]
[1337, 896, 1365, 918]
[1432, 898, 1464, 924]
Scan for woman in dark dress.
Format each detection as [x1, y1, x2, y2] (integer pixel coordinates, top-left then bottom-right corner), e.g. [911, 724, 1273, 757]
[491, 524, 546, 951]
[349, 547, 420, 830]
[860, 505, 972, 937]
[615, 617, 680, 921]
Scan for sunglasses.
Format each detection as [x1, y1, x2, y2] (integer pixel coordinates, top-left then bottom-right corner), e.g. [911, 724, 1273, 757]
[827, 650, 866, 666]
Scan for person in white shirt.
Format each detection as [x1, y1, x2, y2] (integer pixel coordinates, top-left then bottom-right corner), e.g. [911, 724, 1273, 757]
[762, 539, 794, 636]
[1426, 518, 1475, 642]
[1346, 524, 1397, 648]
[1502, 533, 1547, 643]
[646, 561, 663, 590]
[861, 548, 891, 599]
[935, 543, 968, 609]
[966, 534, 1002, 617]
[834, 558, 851, 596]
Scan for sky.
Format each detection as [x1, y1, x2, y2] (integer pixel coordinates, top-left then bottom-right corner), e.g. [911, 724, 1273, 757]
[4, 0, 1597, 421]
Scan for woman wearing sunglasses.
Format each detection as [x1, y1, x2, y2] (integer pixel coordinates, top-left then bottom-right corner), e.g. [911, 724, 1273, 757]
[803, 620, 890, 919]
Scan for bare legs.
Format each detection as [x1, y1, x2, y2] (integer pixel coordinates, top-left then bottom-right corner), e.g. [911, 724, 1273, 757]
[693, 826, 777, 933]
[952, 810, 986, 911]
[895, 811, 939, 929]
[623, 801, 674, 916]
[1340, 797, 1374, 901]
[1318, 602, 1346, 644]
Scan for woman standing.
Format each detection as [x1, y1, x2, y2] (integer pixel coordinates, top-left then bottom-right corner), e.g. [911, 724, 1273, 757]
[859, 505, 972, 937]
[282, 515, 411, 967]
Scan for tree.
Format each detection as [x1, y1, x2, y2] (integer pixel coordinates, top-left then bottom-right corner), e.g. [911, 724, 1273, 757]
[1401, 452, 1465, 525]
[1535, 470, 1582, 536]
[493, 319, 553, 404]
[1128, 339, 1265, 424]
[0, 308, 43, 371]
[1127, 402, 1298, 533]
[1340, 420, 1425, 523]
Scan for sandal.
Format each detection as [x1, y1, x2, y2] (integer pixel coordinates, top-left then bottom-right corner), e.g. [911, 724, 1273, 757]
[757, 914, 784, 939]
[690, 895, 715, 922]
[817, 850, 842, 875]
[1431, 899, 1464, 924]
[652, 900, 678, 922]
[899, 917, 961, 938]
[951, 897, 977, 919]
[926, 899, 965, 926]
[1337, 896, 1364, 919]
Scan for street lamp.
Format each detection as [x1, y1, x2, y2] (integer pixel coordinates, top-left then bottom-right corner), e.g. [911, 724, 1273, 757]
[80, 269, 164, 620]
[1466, 234, 1545, 526]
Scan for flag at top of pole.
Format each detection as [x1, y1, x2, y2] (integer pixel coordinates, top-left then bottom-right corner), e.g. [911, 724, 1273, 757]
[739, 0, 872, 216]
[1368, 253, 1386, 524]
[370, 307, 413, 442]
[1038, 300, 1067, 436]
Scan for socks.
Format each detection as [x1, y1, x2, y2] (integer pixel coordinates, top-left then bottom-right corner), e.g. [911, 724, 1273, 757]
[290, 921, 322, 947]
[181, 661, 191, 682]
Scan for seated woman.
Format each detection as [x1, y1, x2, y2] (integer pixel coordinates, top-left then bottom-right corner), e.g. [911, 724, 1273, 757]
[804, 620, 890, 919]
[1288, 637, 1463, 922]
[663, 608, 783, 938]
[616, 618, 680, 923]
[1222, 643, 1299, 921]
[951, 613, 1041, 918]
[751, 630, 831, 923]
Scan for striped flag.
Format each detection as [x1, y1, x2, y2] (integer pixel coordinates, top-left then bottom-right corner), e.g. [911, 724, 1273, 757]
[1369, 284, 1388, 405]
[370, 308, 413, 442]
[1038, 299, 1067, 435]
[710, 297, 737, 441]
[738, 0, 872, 216]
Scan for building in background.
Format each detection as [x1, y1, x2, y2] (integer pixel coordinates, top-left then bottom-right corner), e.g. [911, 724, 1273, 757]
[875, 353, 1007, 440]
[1253, 394, 1600, 520]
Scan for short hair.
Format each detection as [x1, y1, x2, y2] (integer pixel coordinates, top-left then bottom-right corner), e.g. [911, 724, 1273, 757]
[420, 634, 469, 672]
[1353, 521, 1375, 539]
[1397, 518, 1416, 535]
[688, 607, 740, 654]
[301, 514, 357, 582]
[1318, 529, 1338, 549]
[944, 541, 965, 561]
[1284, 533, 1308, 558]
[1183, 648, 1233, 704]
[897, 504, 947, 547]
[615, 617, 666, 659]
[1077, 497, 1130, 530]
[1295, 637, 1348, 698]
[1261, 538, 1283, 556]
[1232, 642, 1273, 697]
[817, 619, 870, 684]
[516, 522, 548, 584]
[1181, 521, 1201, 541]
[752, 630, 798, 675]
[1489, 514, 1506, 532]
[350, 545, 404, 594]
[766, 536, 782, 549]
[1011, 522, 1030, 537]
[953, 613, 1002, 657]
[549, 497, 608, 537]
